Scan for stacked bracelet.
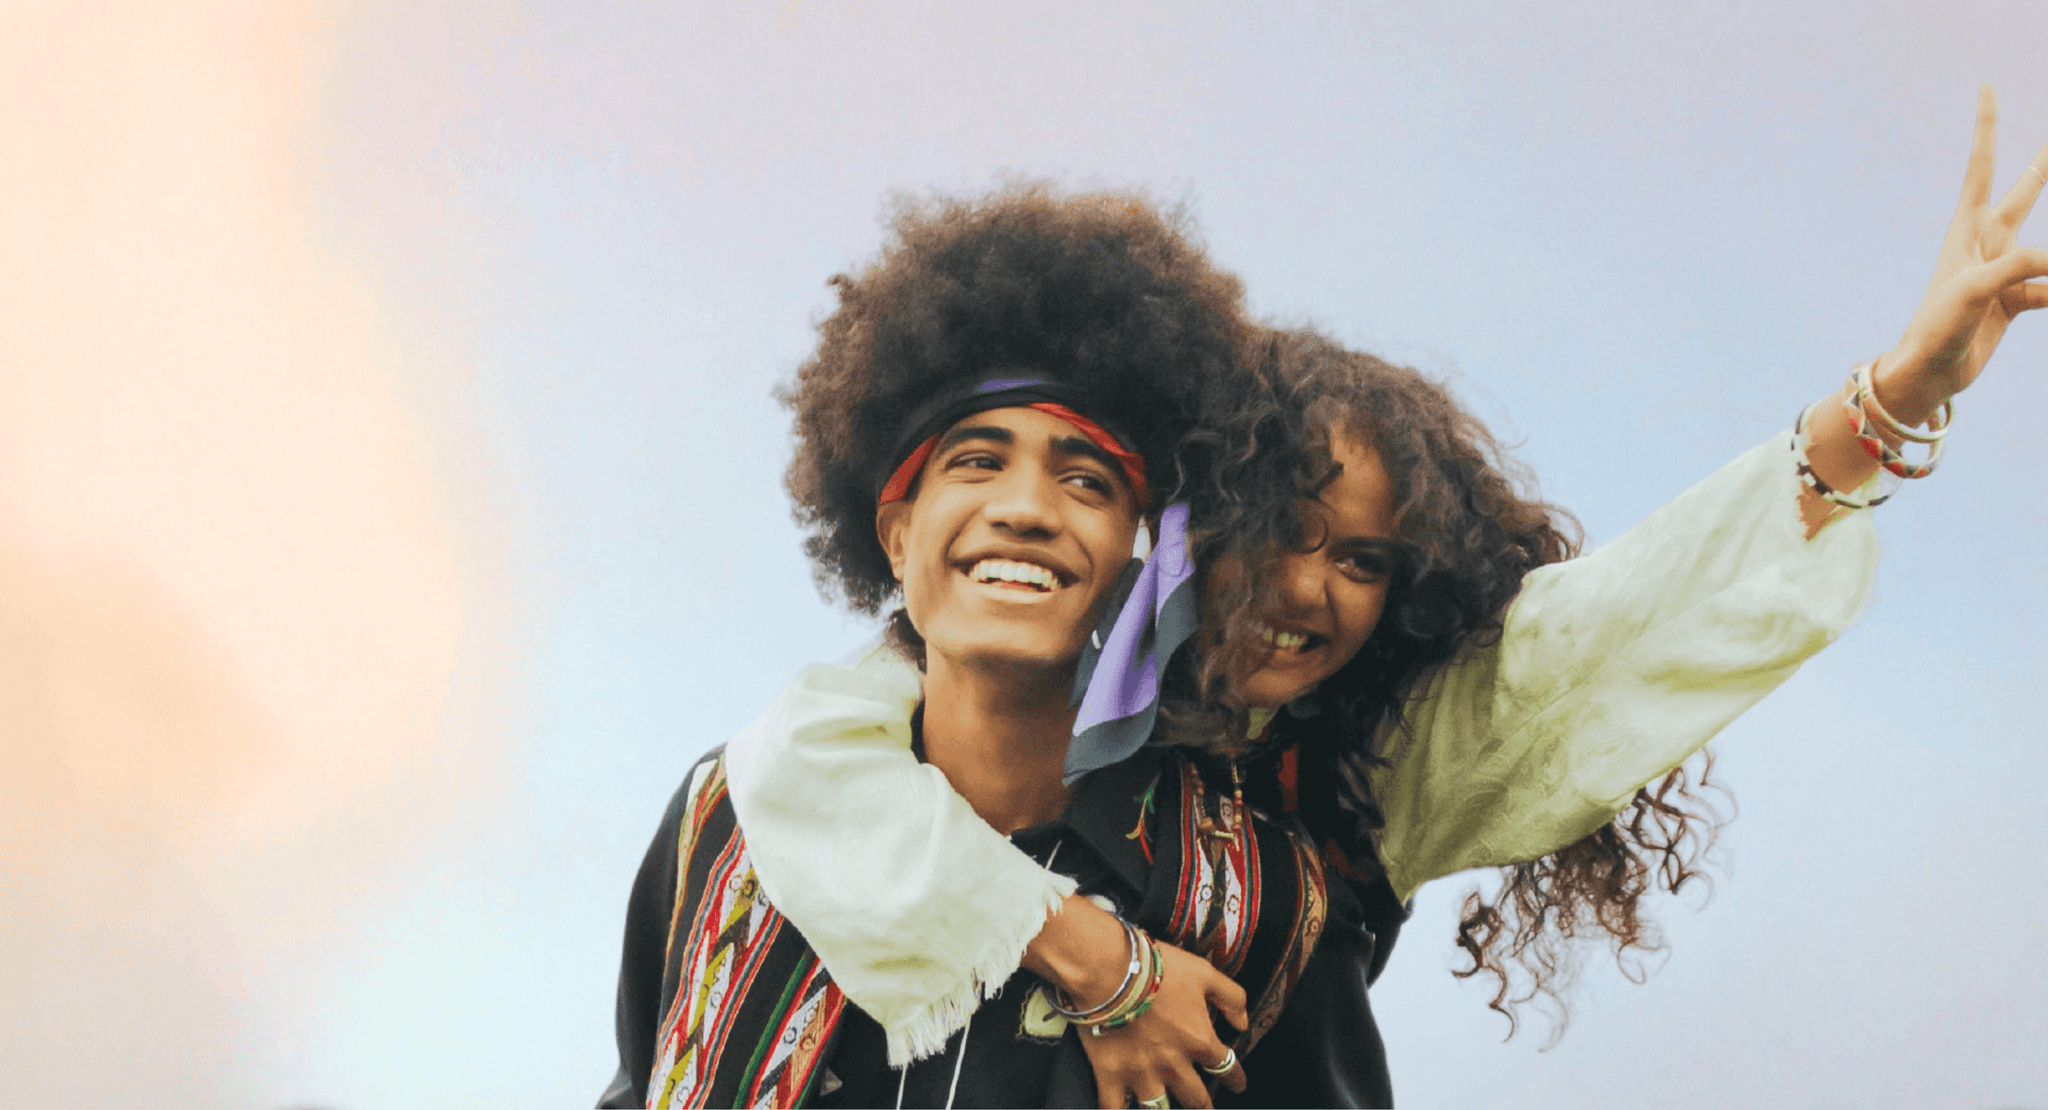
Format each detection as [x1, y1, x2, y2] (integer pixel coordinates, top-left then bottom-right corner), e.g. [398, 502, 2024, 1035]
[1793, 402, 1895, 509]
[1092, 933, 1166, 1035]
[1792, 361, 1960, 510]
[1842, 361, 1950, 479]
[1049, 918, 1166, 1036]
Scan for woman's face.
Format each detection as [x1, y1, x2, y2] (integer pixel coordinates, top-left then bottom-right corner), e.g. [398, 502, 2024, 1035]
[1226, 428, 1401, 709]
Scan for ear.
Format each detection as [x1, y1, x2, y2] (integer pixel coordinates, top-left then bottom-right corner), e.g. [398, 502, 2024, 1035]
[875, 500, 912, 584]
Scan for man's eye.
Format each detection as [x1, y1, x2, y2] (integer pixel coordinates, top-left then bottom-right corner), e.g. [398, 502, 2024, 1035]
[1065, 472, 1113, 494]
[947, 453, 1002, 471]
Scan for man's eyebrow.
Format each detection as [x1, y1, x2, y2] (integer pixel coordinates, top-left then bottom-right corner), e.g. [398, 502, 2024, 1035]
[936, 424, 1014, 451]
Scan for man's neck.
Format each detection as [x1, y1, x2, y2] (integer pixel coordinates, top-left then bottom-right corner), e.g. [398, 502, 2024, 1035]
[919, 653, 1075, 834]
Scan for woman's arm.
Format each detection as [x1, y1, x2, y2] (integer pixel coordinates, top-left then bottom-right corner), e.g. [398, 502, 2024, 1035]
[1374, 431, 1879, 898]
[723, 640, 1076, 1065]
[724, 639, 1247, 1108]
[1375, 87, 2048, 899]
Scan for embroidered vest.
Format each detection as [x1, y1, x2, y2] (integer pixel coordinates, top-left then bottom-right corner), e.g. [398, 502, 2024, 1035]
[643, 754, 1327, 1109]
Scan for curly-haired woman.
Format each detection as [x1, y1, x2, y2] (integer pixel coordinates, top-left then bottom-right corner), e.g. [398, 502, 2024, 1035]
[711, 89, 2048, 1108]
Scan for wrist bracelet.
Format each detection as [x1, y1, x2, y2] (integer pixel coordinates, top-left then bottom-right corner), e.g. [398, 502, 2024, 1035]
[1852, 360, 1951, 444]
[1844, 363, 1949, 479]
[1792, 403, 1897, 509]
[1089, 933, 1167, 1035]
[1049, 918, 1145, 1022]
[1051, 918, 1167, 1035]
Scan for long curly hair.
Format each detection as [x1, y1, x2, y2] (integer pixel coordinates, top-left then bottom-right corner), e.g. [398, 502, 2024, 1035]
[777, 183, 1260, 616]
[1165, 329, 1729, 1041]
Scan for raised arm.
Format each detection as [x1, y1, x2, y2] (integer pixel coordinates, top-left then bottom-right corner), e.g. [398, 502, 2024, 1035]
[1802, 85, 2047, 514]
[1376, 87, 2048, 897]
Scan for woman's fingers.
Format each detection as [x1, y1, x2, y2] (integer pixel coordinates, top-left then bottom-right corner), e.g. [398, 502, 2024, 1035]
[1955, 246, 2048, 306]
[1994, 142, 2048, 231]
[2002, 278, 2048, 316]
[1076, 941, 1259, 1108]
[1164, 1058, 1214, 1110]
[1106, 1061, 1216, 1110]
[1095, 1070, 1124, 1110]
[1204, 1047, 1250, 1095]
[1162, 941, 1247, 1030]
[1960, 85, 2000, 214]
[1206, 975, 1249, 1032]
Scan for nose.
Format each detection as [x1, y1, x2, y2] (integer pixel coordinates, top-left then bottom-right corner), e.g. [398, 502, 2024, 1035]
[1270, 549, 1326, 615]
[983, 464, 1063, 537]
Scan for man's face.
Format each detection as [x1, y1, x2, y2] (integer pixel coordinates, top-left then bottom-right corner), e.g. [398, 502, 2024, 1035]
[877, 405, 1141, 679]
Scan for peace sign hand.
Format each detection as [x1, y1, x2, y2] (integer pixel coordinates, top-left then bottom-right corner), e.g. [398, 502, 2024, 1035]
[1879, 85, 2048, 423]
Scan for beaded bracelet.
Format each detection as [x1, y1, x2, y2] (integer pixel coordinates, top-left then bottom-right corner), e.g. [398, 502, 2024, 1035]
[1088, 932, 1166, 1036]
[1843, 362, 1950, 479]
[1792, 402, 1897, 509]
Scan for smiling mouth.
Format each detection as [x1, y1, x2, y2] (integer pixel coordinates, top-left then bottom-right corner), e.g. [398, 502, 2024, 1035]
[968, 558, 1063, 593]
[1257, 623, 1326, 654]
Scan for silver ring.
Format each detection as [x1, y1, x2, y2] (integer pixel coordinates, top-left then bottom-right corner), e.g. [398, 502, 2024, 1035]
[1199, 1047, 1239, 1077]
[1136, 1093, 1172, 1110]
[2026, 165, 2046, 184]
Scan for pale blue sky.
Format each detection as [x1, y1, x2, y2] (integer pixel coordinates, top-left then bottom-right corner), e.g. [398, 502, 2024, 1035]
[114, 2, 2048, 1106]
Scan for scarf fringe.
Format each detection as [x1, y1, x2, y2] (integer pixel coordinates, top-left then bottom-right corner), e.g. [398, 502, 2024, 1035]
[882, 873, 1078, 1066]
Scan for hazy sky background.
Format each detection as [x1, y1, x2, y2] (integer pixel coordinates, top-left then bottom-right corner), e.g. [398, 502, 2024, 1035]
[4, 2, 2045, 1108]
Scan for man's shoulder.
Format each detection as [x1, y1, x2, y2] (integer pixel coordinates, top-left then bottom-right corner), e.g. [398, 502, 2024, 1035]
[646, 745, 738, 852]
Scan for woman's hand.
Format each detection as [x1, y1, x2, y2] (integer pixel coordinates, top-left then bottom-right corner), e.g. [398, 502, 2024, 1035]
[1878, 85, 2048, 420]
[1076, 940, 1249, 1110]
[1805, 86, 2048, 499]
[1022, 894, 1249, 1109]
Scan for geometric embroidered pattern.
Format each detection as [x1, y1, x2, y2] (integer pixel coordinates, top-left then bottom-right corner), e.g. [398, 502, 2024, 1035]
[1165, 760, 1261, 978]
[639, 750, 1329, 1106]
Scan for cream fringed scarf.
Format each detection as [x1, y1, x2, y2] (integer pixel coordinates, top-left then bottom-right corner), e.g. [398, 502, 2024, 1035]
[723, 641, 1072, 1066]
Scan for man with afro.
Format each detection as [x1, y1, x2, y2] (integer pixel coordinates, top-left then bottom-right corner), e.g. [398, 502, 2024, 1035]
[601, 187, 1323, 1109]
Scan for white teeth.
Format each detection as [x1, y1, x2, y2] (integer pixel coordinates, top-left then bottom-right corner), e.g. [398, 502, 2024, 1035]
[1258, 624, 1311, 651]
[970, 559, 1057, 591]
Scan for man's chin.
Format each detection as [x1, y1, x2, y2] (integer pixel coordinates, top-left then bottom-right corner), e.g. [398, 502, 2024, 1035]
[932, 637, 1084, 683]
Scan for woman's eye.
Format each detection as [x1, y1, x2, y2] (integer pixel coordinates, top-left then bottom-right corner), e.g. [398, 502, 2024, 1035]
[1336, 551, 1391, 581]
[947, 453, 1002, 471]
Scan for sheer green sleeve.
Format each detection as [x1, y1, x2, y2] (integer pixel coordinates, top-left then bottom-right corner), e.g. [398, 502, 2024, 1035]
[1373, 432, 1881, 900]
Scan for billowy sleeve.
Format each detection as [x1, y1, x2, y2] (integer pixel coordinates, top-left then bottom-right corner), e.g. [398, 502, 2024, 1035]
[721, 640, 1074, 1066]
[1372, 431, 1881, 901]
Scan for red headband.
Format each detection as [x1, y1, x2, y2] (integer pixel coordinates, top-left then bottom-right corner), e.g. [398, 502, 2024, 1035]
[877, 402, 1150, 508]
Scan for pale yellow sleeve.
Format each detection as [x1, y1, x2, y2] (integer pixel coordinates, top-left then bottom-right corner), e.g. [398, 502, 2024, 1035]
[1373, 431, 1881, 901]
[722, 639, 1075, 1066]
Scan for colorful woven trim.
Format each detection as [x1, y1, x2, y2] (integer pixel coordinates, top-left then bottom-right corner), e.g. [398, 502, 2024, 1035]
[646, 756, 847, 1110]
[649, 838, 783, 1107]
[1153, 759, 1330, 1067]
[1165, 761, 1261, 978]
[1238, 829, 1328, 1052]
[732, 954, 848, 1108]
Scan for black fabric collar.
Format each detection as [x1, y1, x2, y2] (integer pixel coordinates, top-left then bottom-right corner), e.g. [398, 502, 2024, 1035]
[910, 703, 1160, 898]
[1056, 746, 1166, 897]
